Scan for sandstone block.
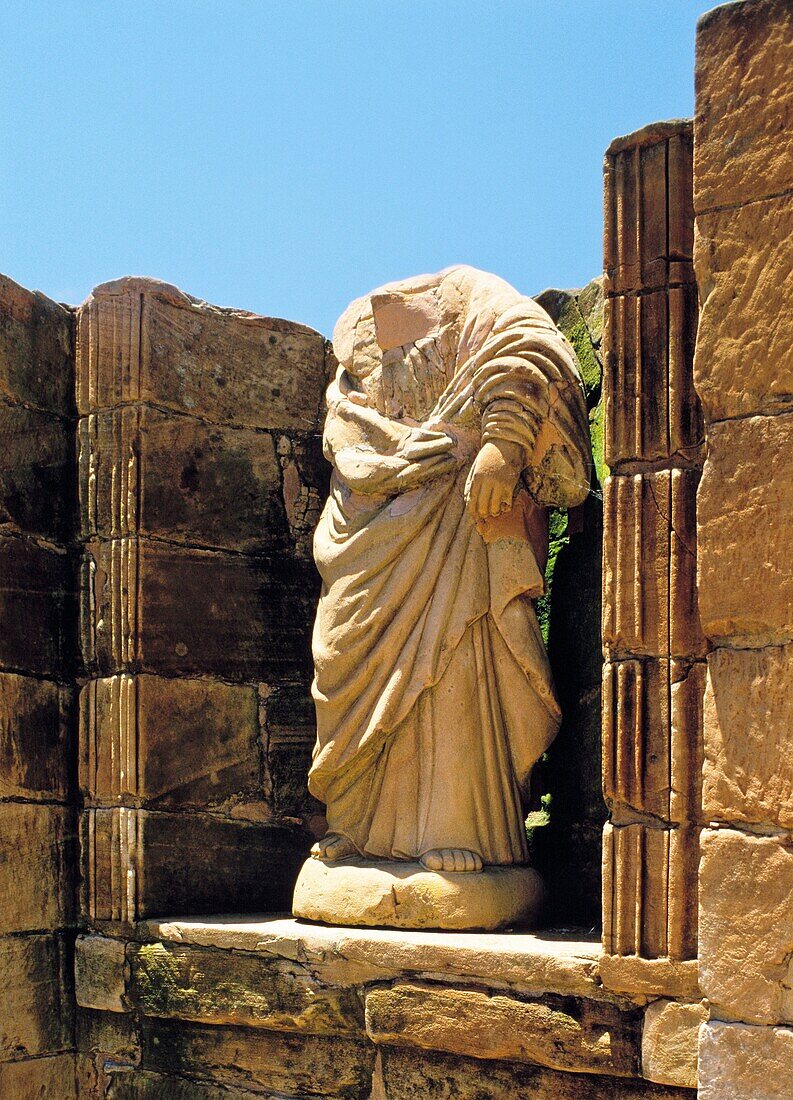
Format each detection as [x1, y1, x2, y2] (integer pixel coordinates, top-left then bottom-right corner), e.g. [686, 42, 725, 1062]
[699, 828, 793, 1024]
[699, 1020, 793, 1100]
[603, 823, 698, 961]
[604, 124, 694, 295]
[598, 954, 700, 1002]
[697, 413, 793, 647]
[642, 999, 706, 1088]
[365, 981, 639, 1076]
[0, 803, 75, 934]
[105, 1068, 264, 1100]
[0, 673, 73, 801]
[293, 857, 544, 932]
[125, 940, 363, 1035]
[76, 1006, 140, 1059]
[0, 535, 76, 677]
[603, 659, 704, 825]
[703, 643, 793, 830]
[0, 934, 72, 1059]
[603, 472, 704, 660]
[76, 277, 330, 432]
[0, 406, 73, 542]
[0, 272, 73, 415]
[694, 195, 793, 422]
[695, 0, 793, 212]
[138, 915, 603, 1000]
[80, 674, 261, 813]
[379, 1045, 694, 1099]
[604, 289, 701, 468]
[82, 808, 310, 923]
[81, 538, 315, 680]
[78, 406, 287, 553]
[0, 1054, 77, 1099]
[75, 935, 127, 1013]
[140, 1019, 374, 1099]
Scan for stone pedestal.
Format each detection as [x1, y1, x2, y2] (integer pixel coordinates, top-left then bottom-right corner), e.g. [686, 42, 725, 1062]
[292, 858, 545, 932]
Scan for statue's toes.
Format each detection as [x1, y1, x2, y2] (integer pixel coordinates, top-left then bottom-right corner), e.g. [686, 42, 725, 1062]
[420, 849, 444, 871]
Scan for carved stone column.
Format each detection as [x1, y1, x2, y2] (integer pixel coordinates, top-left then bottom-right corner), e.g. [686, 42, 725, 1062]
[600, 123, 706, 996]
[76, 277, 331, 928]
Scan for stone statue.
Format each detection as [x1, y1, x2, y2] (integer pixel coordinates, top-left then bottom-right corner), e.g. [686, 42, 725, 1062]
[293, 266, 590, 929]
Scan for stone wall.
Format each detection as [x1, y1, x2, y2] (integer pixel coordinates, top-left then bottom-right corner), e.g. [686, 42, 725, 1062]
[692, 2, 793, 1098]
[75, 916, 699, 1099]
[0, 276, 80, 1094]
[75, 278, 332, 927]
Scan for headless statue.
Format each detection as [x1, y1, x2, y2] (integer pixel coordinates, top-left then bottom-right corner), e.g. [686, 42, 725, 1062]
[293, 266, 590, 929]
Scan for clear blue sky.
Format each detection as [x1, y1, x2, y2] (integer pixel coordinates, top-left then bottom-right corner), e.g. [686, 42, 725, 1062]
[1, 1, 707, 337]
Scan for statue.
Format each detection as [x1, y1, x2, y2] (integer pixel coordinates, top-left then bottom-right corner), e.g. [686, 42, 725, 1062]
[292, 266, 590, 930]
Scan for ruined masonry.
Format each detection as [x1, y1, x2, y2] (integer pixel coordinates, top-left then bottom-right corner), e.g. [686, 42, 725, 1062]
[0, 0, 791, 1097]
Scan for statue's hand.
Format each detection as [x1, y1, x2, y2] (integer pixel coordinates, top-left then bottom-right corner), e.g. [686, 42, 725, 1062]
[464, 439, 526, 519]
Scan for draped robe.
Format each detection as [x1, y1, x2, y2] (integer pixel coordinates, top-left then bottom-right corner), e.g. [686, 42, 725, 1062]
[309, 267, 590, 865]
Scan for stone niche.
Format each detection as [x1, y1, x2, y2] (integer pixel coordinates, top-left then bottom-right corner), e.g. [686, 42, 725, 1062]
[6, 1, 793, 1096]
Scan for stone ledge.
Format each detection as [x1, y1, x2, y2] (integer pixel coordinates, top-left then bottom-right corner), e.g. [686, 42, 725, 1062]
[135, 915, 602, 998]
[74, 918, 705, 1088]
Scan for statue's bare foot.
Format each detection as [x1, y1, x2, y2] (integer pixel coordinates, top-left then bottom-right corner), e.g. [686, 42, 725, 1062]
[311, 833, 356, 862]
[420, 848, 483, 873]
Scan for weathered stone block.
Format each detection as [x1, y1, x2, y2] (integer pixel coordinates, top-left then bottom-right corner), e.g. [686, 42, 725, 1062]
[125, 940, 363, 1035]
[81, 808, 310, 923]
[703, 643, 793, 830]
[0, 673, 73, 801]
[642, 999, 706, 1089]
[80, 674, 261, 813]
[0, 934, 73, 1059]
[0, 406, 73, 542]
[76, 1006, 140, 1059]
[78, 406, 287, 552]
[0, 1054, 77, 1099]
[699, 828, 793, 1025]
[603, 823, 698, 961]
[697, 412, 793, 648]
[365, 981, 639, 1076]
[81, 538, 315, 680]
[603, 473, 703, 660]
[0, 804, 75, 934]
[604, 292, 667, 465]
[0, 272, 74, 416]
[604, 124, 695, 295]
[699, 1020, 793, 1100]
[603, 659, 704, 826]
[603, 473, 670, 659]
[105, 1069, 263, 1100]
[0, 535, 76, 676]
[75, 936, 127, 1013]
[694, 195, 793, 422]
[695, 0, 793, 212]
[598, 955, 700, 1002]
[76, 277, 330, 432]
[379, 1045, 694, 1099]
[604, 288, 701, 469]
[140, 1019, 374, 1099]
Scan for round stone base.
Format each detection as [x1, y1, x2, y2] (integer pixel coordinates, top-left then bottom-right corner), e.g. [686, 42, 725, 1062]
[292, 856, 545, 932]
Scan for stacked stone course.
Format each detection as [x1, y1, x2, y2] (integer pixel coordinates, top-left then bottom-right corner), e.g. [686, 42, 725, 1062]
[692, 2, 793, 1097]
[0, 275, 80, 1095]
[75, 277, 332, 927]
[601, 122, 706, 990]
